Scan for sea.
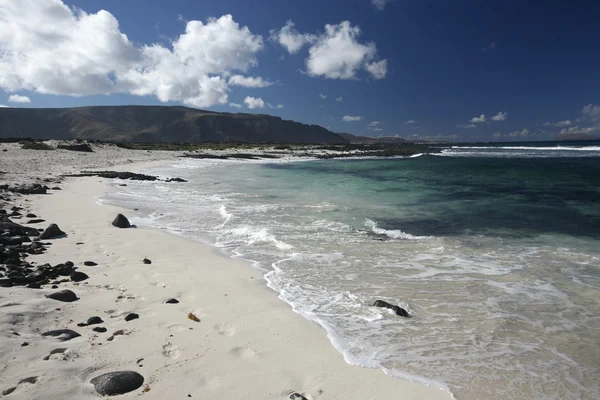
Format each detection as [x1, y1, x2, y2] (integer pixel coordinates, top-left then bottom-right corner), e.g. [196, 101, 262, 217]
[100, 141, 600, 400]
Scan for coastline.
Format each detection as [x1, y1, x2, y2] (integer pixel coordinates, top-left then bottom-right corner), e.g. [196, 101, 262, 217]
[0, 148, 453, 399]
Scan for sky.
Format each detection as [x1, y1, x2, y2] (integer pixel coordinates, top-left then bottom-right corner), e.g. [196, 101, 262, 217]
[1, 0, 599, 142]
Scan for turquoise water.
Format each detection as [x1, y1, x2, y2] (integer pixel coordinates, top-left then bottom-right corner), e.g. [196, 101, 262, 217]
[102, 143, 600, 400]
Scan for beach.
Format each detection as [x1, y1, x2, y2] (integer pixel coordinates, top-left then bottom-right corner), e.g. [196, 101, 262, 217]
[0, 143, 452, 399]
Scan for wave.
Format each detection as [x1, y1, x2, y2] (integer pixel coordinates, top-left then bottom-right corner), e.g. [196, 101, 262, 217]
[365, 219, 431, 240]
[450, 145, 600, 151]
[222, 225, 294, 250]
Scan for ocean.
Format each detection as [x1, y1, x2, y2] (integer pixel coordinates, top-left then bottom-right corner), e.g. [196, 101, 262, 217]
[101, 141, 600, 400]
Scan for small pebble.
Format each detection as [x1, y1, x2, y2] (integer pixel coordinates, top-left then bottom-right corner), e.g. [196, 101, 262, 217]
[124, 313, 139, 322]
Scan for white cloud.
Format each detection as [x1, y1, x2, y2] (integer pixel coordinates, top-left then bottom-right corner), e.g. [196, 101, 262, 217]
[272, 20, 387, 80]
[343, 115, 362, 122]
[481, 42, 497, 52]
[582, 104, 600, 122]
[0, 104, 10, 107]
[544, 120, 572, 127]
[371, 0, 392, 11]
[229, 103, 242, 108]
[470, 114, 486, 123]
[365, 59, 387, 80]
[266, 103, 284, 109]
[491, 111, 507, 121]
[509, 128, 529, 137]
[336, 96, 343, 102]
[368, 121, 380, 127]
[456, 124, 476, 129]
[244, 96, 264, 109]
[228, 75, 273, 88]
[8, 94, 31, 103]
[0, 1, 266, 108]
[405, 120, 416, 124]
[559, 125, 600, 135]
[319, 93, 327, 99]
[269, 20, 316, 54]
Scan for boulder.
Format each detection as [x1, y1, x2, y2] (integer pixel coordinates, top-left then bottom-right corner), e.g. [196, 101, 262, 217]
[372, 300, 410, 318]
[39, 224, 66, 239]
[90, 371, 144, 396]
[45, 289, 78, 302]
[93, 327, 107, 333]
[142, 258, 151, 264]
[124, 313, 139, 321]
[111, 214, 130, 228]
[165, 298, 179, 304]
[41, 329, 81, 341]
[70, 271, 89, 282]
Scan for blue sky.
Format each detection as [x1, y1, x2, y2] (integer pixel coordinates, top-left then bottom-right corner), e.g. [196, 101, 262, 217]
[1, 0, 599, 141]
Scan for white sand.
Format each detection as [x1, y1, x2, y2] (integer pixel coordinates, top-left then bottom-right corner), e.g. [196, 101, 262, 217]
[0, 144, 453, 399]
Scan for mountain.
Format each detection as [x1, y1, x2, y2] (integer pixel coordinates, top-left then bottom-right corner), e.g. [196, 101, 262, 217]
[0, 106, 347, 144]
[338, 133, 407, 144]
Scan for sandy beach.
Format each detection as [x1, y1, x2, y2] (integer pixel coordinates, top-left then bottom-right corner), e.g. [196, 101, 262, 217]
[0, 143, 452, 399]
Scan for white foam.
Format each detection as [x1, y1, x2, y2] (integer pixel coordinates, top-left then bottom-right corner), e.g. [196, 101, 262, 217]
[365, 218, 431, 240]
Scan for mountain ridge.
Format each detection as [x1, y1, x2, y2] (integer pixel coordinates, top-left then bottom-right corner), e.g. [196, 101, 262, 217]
[0, 105, 348, 144]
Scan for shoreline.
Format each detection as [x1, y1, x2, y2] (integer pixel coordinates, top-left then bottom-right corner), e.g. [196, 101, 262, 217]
[0, 149, 453, 399]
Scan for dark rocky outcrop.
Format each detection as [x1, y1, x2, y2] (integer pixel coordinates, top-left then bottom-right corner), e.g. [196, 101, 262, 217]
[41, 329, 81, 341]
[57, 143, 93, 152]
[39, 223, 66, 239]
[45, 289, 78, 302]
[111, 214, 130, 228]
[90, 371, 144, 396]
[372, 300, 411, 317]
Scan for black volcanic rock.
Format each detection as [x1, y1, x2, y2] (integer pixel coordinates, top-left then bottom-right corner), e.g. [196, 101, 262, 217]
[39, 224, 66, 239]
[165, 298, 179, 304]
[372, 300, 411, 317]
[41, 329, 81, 341]
[70, 271, 89, 282]
[90, 371, 144, 395]
[124, 313, 139, 321]
[112, 214, 130, 228]
[45, 289, 78, 302]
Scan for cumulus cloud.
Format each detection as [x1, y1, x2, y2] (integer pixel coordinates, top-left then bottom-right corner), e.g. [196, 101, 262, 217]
[0, 1, 268, 108]
[470, 114, 486, 123]
[319, 93, 327, 99]
[0, 104, 10, 107]
[269, 20, 316, 54]
[228, 75, 273, 88]
[371, 0, 392, 10]
[8, 94, 31, 103]
[368, 121, 380, 127]
[405, 120, 416, 124]
[336, 96, 343, 102]
[481, 42, 497, 52]
[491, 111, 507, 121]
[244, 96, 264, 109]
[457, 124, 476, 129]
[544, 120, 572, 127]
[508, 128, 529, 137]
[342, 115, 362, 122]
[267, 103, 284, 109]
[229, 103, 242, 108]
[272, 20, 387, 80]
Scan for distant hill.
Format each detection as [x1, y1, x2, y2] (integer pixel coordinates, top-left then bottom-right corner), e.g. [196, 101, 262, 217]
[338, 133, 407, 144]
[0, 106, 347, 144]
